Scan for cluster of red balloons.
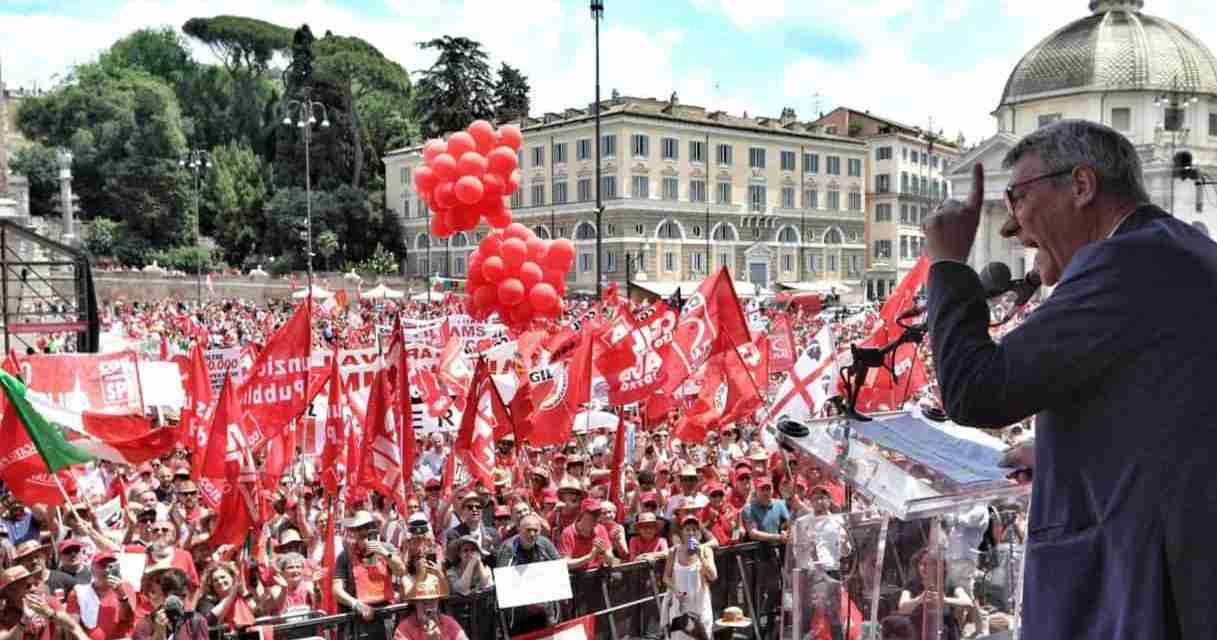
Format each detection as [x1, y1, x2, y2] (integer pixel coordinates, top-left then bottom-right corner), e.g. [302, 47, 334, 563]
[413, 120, 523, 237]
[466, 223, 575, 328]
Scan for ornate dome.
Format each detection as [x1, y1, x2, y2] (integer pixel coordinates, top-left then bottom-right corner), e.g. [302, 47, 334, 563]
[999, 0, 1217, 107]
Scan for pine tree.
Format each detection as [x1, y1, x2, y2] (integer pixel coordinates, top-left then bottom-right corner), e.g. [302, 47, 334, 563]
[412, 36, 496, 139]
[493, 63, 531, 124]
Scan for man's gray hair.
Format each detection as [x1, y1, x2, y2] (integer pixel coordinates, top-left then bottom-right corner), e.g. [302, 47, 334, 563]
[1002, 119, 1150, 204]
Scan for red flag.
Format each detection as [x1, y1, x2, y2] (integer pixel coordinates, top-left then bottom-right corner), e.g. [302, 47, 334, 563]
[260, 420, 296, 489]
[607, 412, 627, 521]
[527, 332, 593, 447]
[767, 313, 797, 372]
[456, 359, 509, 491]
[197, 375, 257, 549]
[345, 389, 365, 492]
[184, 342, 214, 475]
[159, 336, 170, 361]
[719, 339, 767, 426]
[319, 498, 338, 614]
[357, 369, 409, 512]
[854, 255, 930, 412]
[868, 255, 929, 346]
[238, 299, 312, 451]
[2, 350, 20, 378]
[391, 319, 416, 498]
[658, 267, 751, 400]
[318, 348, 345, 497]
[597, 301, 675, 405]
[441, 440, 456, 496]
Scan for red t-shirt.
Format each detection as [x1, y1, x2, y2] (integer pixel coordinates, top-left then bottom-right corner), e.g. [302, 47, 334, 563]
[628, 534, 668, 561]
[67, 583, 137, 640]
[700, 505, 737, 545]
[557, 524, 612, 569]
[0, 591, 67, 640]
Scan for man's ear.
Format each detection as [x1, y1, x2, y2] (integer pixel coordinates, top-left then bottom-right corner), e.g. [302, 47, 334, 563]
[1072, 165, 1099, 209]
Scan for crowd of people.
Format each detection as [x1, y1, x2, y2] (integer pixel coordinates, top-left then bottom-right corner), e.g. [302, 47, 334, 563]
[0, 291, 1034, 640]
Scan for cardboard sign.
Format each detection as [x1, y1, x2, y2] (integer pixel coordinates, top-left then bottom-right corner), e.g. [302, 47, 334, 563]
[493, 559, 572, 608]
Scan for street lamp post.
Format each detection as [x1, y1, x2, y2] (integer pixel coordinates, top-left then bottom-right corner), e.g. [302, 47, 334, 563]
[178, 149, 211, 306]
[591, 0, 604, 297]
[281, 98, 331, 292]
[1154, 75, 1200, 214]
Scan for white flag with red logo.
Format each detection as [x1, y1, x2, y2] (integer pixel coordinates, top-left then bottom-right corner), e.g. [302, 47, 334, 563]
[769, 325, 838, 424]
[456, 358, 509, 491]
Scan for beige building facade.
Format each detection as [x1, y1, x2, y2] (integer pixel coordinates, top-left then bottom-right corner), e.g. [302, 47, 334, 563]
[384, 95, 869, 296]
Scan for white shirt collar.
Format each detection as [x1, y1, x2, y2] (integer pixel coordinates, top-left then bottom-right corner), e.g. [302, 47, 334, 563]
[1106, 209, 1138, 239]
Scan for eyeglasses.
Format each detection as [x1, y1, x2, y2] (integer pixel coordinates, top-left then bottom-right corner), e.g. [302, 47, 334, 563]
[465, 504, 482, 512]
[179, 490, 198, 496]
[1004, 168, 1073, 215]
[151, 527, 174, 534]
[62, 548, 82, 556]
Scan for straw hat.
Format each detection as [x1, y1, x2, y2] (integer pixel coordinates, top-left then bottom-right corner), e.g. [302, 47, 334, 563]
[410, 579, 446, 601]
[344, 510, 376, 529]
[715, 607, 751, 629]
[0, 566, 36, 592]
[12, 540, 47, 560]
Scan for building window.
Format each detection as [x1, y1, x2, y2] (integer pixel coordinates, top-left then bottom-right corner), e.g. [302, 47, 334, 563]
[804, 153, 819, 173]
[690, 140, 706, 163]
[606, 251, 617, 273]
[920, 206, 929, 223]
[902, 147, 908, 161]
[631, 175, 650, 198]
[580, 253, 592, 273]
[531, 184, 545, 206]
[804, 190, 818, 209]
[692, 225, 701, 238]
[664, 252, 676, 272]
[901, 172, 909, 193]
[400, 167, 410, 187]
[848, 191, 862, 211]
[454, 256, 466, 276]
[719, 252, 729, 268]
[875, 203, 892, 222]
[1038, 113, 1062, 128]
[931, 155, 939, 169]
[631, 134, 649, 157]
[828, 254, 838, 272]
[552, 143, 568, 165]
[634, 224, 645, 235]
[900, 236, 910, 259]
[749, 147, 766, 169]
[778, 227, 798, 243]
[812, 254, 823, 272]
[847, 158, 862, 177]
[602, 134, 617, 158]
[781, 187, 795, 209]
[661, 137, 679, 160]
[876, 174, 891, 193]
[658, 221, 681, 239]
[531, 145, 545, 167]
[717, 144, 733, 165]
[511, 190, 523, 208]
[920, 176, 928, 195]
[690, 179, 707, 202]
[900, 204, 912, 224]
[748, 185, 766, 212]
[606, 223, 615, 236]
[601, 175, 617, 199]
[517, 149, 524, 167]
[717, 182, 732, 204]
[827, 189, 840, 210]
[576, 138, 592, 161]
[1210, 112, 1217, 137]
[403, 199, 411, 218]
[575, 224, 597, 239]
[780, 151, 796, 171]
[692, 252, 705, 272]
[553, 181, 568, 204]
[874, 240, 891, 259]
[826, 156, 841, 175]
[876, 146, 893, 161]
[577, 178, 592, 202]
[782, 255, 793, 272]
[662, 177, 679, 200]
[805, 252, 815, 272]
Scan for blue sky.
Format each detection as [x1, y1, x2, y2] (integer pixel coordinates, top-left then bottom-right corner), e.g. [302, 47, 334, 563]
[3, 0, 1216, 144]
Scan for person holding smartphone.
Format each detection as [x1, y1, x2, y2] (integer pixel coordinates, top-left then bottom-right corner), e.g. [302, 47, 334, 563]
[332, 511, 407, 640]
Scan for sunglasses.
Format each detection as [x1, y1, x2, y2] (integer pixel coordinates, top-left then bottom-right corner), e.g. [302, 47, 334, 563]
[465, 504, 482, 512]
[179, 490, 198, 496]
[151, 527, 175, 534]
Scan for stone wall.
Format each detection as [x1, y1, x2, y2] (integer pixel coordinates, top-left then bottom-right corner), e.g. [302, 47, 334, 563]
[93, 272, 421, 305]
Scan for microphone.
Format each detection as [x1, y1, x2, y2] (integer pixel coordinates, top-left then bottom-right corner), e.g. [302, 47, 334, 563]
[979, 262, 1040, 302]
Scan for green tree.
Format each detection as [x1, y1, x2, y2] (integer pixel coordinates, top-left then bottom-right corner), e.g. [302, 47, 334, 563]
[202, 141, 266, 264]
[8, 143, 59, 217]
[83, 218, 120, 257]
[493, 63, 531, 123]
[413, 36, 495, 139]
[313, 33, 411, 188]
[316, 230, 338, 270]
[358, 242, 398, 275]
[99, 27, 195, 83]
[16, 64, 190, 247]
[182, 16, 292, 143]
[284, 24, 316, 97]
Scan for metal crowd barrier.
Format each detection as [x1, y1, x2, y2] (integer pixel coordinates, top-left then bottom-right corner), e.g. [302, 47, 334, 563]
[210, 542, 786, 640]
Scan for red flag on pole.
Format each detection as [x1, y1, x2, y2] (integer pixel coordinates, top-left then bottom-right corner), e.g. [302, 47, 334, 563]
[197, 374, 257, 549]
[767, 313, 797, 372]
[391, 317, 416, 497]
[319, 498, 338, 615]
[358, 368, 409, 513]
[456, 358, 509, 491]
[239, 299, 312, 451]
[658, 267, 751, 400]
[526, 332, 593, 446]
[183, 342, 214, 474]
[607, 411, 627, 522]
[318, 348, 345, 497]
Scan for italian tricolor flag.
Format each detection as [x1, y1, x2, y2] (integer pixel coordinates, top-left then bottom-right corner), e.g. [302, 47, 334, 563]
[0, 371, 174, 504]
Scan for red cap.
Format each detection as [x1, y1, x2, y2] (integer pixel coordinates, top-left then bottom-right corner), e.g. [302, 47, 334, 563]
[494, 505, 511, 518]
[91, 551, 117, 566]
[542, 488, 559, 505]
[580, 498, 603, 514]
[754, 476, 773, 489]
[424, 478, 441, 489]
[57, 539, 85, 554]
[704, 482, 725, 496]
[640, 491, 660, 505]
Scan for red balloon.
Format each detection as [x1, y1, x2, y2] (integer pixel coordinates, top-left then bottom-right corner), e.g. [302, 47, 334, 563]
[498, 279, 526, 306]
[446, 131, 476, 159]
[525, 236, 548, 262]
[519, 262, 543, 289]
[481, 173, 505, 199]
[479, 233, 503, 257]
[467, 120, 497, 154]
[431, 153, 458, 181]
[414, 166, 437, 194]
[529, 283, 559, 313]
[456, 151, 488, 178]
[422, 139, 447, 164]
[486, 147, 518, 177]
[453, 204, 480, 231]
[484, 206, 513, 229]
[504, 223, 532, 242]
[508, 302, 533, 326]
[543, 268, 565, 288]
[431, 213, 452, 237]
[544, 239, 575, 271]
[505, 170, 521, 195]
[482, 256, 506, 281]
[501, 238, 528, 272]
[473, 284, 496, 310]
[498, 124, 524, 151]
[434, 181, 458, 209]
[454, 175, 485, 205]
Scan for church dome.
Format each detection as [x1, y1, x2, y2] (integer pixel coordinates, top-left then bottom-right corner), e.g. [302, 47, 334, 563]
[999, 0, 1217, 107]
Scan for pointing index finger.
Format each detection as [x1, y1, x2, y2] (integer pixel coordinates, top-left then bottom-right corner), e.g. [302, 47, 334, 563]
[968, 163, 985, 213]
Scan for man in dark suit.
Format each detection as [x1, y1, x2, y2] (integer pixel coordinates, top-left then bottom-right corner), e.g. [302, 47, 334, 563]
[442, 491, 501, 568]
[922, 119, 1217, 639]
